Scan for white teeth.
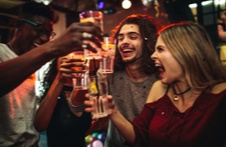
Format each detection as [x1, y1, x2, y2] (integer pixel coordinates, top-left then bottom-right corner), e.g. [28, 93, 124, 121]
[155, 63, 161, 67]
[122, 49, 133, 52]
[155, 63, 164, 71]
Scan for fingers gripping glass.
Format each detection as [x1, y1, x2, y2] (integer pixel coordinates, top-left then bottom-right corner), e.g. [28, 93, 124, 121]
[20, 19, 56, 39]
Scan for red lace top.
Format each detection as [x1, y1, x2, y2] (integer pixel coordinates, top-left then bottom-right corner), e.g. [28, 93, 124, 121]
[132, 89, 226, 147]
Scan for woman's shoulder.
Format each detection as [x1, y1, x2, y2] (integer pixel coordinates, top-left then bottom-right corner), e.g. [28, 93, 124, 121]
[210, 82, 226, 94]
[146, 80, 168, 103]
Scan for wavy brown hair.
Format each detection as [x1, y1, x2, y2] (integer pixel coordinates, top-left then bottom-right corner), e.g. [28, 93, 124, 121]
[160, 21, 226, 90]
[111, 14, 158, 74]
[39, 59, 65, 101]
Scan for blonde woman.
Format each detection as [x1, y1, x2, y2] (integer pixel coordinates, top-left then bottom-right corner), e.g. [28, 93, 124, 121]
[85, 21, 226, 147]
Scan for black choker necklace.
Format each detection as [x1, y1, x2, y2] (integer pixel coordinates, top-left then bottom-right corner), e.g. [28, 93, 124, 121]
[172, 85, 191, 101]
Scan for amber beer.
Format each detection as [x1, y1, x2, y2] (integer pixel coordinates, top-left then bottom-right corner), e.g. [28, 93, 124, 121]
[69, 51, 89, 89]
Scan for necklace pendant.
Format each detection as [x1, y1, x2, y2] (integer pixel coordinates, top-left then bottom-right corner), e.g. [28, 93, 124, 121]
[174, 95, 179, 101]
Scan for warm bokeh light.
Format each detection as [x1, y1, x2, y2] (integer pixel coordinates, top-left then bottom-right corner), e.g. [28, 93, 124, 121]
[121, 0, 132, 9]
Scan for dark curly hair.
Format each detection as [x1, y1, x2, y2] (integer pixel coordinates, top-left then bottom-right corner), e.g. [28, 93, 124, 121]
[111, 14, 158, 74]
[39, 58, 65, 101]
[19, 1, 55, 21]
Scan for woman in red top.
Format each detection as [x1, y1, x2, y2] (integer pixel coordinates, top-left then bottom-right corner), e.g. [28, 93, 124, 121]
[85, 21, 226, 147]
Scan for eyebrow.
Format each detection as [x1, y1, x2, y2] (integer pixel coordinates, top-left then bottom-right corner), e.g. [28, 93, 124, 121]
[156, 45, 166, 49]
[118, 32, 141, 36]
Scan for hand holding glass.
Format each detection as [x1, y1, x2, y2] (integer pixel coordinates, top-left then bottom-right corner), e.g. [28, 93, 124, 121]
[87, 74, 108, 118]
[80, 11, 103, 59]
[69, 51, 89, 90]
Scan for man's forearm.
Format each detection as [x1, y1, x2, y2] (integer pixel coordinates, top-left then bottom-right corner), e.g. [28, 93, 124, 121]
[0, 46, 53, 96]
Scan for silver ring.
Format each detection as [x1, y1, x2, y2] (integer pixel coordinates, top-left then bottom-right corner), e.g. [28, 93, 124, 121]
[82, 32, 93, 39]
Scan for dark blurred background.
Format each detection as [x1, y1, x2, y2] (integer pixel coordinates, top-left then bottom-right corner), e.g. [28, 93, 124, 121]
[0, 1, 225, 146]
[0, 0, 226, 48]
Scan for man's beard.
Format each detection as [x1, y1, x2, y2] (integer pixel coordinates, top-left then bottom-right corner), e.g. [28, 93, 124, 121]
[123, 55, 143, 64]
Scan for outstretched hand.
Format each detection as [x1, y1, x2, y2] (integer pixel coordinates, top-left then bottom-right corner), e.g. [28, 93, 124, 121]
[59, 57, 88, 77]
[84, 94, 116, 119]
[47, 22, 103, 57]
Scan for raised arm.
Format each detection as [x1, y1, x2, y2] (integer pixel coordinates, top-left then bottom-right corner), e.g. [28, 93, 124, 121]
[0, 43, 56, 96]
[109, 105, 136, 144]
[34, 72, 64, 132]
[0, 22, 102, 96]
[85, 95, 136, 144]
[34, 57, 88, 131]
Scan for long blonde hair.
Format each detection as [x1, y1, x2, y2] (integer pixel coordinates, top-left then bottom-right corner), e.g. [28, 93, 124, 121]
[160, 21, 225, 90]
